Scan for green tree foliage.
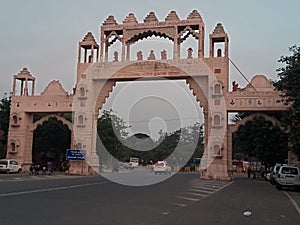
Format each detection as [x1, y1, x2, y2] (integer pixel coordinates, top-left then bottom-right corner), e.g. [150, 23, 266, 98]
[274, 45, 300, 158]
[0, 94, 11, 158]
[233, 116, 288, 166]
[183, 122, 204, 158]
[125, 133, 156, 164]
[97, 110, 131, 162]
[32, 117, 71, 166]
[131, 122, 204, 164]
[97, 109, 204, 165]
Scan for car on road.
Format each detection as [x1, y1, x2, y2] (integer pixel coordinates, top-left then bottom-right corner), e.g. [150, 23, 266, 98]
[118, 162, 135, 170]
[275, 165, 300, 190]
[0, 159, 22, 174]
[153, 161, 171, 175]
[129, 157, 139, 168]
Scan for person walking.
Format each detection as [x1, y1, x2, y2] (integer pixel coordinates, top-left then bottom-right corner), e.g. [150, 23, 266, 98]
[247, 166, 251, 178]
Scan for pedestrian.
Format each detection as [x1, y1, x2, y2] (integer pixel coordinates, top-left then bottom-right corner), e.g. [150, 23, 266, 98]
[253, 167, 256, 179]
[29, 164, 34, 175]
[47, 161, 53, 175]
[260, 167, 265, 178]
[247, 166, 251, 178]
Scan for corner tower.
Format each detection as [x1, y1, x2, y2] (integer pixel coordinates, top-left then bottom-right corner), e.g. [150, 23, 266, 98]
[76, 32, 99, 84]
[12, 68, 35, 96]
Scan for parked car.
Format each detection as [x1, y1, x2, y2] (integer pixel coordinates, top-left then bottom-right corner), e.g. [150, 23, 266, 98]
[275, 165, 300, 190]
[270, 163, 285, 185]
[153, 161, 171, 175]
[0, 159, 22, 174]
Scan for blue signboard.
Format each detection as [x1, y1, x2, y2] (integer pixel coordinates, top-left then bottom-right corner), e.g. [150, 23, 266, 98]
[66, 149, 86, 161]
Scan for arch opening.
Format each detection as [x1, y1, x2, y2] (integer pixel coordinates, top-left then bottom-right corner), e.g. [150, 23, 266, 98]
[231, 115, 288, 174]
[96, 78, 205, 168]
[130, 36, 173, 61]
[32, 116, 71, 171]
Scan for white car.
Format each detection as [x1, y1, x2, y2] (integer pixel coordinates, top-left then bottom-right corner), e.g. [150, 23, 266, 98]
[270, 163, 286, 185]
[153, 161, 171, 175]
[0, 159, 22, 174]
[275, 165, 300, 190]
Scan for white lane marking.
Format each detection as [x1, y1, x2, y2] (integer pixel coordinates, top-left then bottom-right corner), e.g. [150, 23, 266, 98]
[0, 174, 83, 182]
[283, 191, 300, 215]
[188, 181, 234, 198]
[184, 192, 207, 197]
[206, 181, 234, 195]
[0, 181, 107, 198]
[176, 196, 199, 201]
[187, 188, 214, 194]
[200, 184, 222, 189]
[191, 186, 218, 191]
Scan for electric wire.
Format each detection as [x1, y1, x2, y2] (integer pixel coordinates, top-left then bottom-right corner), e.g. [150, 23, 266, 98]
[229, 57, 257, 91]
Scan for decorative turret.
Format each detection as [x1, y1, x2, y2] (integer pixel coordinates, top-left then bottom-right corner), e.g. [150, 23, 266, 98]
[12, 68, 35, 96]
[123, 13, 138, 24]
[103, 15, 118, 26]
[78, 32, 99, 63]
[210, 23, 229, 58]
[187, 9, 202, 20]
[100, 10, 206, 62]
[144, 12, 159, 23]
[165, 10, 180, 21]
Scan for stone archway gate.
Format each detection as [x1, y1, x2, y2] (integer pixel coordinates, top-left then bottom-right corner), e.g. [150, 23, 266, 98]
[7, 10, 288, 179]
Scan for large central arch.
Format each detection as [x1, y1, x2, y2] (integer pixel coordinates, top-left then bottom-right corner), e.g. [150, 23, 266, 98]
[72, 57, 229, 179]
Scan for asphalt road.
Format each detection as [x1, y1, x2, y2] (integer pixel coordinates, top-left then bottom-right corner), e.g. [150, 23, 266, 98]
[0, 169, 299, 225]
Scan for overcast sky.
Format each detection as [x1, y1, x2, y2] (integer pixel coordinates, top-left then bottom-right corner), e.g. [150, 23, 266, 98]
[0, 0, 299, 138]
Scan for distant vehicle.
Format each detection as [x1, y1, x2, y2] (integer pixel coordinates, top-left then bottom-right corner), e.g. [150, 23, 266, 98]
[129, 157, 139, 167]
[0, 159, 22, 174]
[232, 160, 252, 173]
[275, 165, 300, 190]
[153, 161, 171, 175]
[119, 162, 135, 170]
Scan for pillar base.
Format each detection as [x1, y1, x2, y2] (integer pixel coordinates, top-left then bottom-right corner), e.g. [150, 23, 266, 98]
[68, 161, 98, 175]
[200, 159, 233, 181]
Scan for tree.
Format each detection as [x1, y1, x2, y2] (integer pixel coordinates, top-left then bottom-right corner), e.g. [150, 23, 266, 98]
[233, 116, 288, 166]
[97, 110, 131, 162]
[274, 45, 300, 158]
[125, 133, 156, 164]
[0, 93, 11, 158]
[151, 122, 204, 165]
[97, 109, 204, 166]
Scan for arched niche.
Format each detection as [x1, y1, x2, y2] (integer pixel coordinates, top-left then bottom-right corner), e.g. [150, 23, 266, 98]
[8, 139, 20, 154]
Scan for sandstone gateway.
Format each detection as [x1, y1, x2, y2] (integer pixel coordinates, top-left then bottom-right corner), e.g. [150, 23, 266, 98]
[7, 10, 288, 180]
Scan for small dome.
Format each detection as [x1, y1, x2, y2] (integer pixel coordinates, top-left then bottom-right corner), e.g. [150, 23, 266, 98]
[103, 15, 118, 25]
[144, 12, 159, 23]
[187, 10, 202, 20]
[165, 10, 180, 21]
[123, 13, 138, 24]
[212, 23, 226, 34]
[82, 32, 96, 42]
